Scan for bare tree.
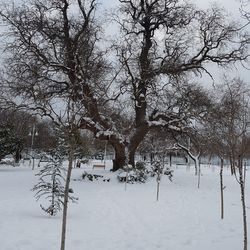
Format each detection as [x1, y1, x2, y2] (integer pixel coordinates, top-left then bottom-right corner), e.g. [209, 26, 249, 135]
[0, 1, 98, 249]
[174, 129, 208, 188]
[108, 0, 249, 169]
[0, 0, 249, 174]
[204, 96, 230, 220]
[209, 78, 250, 250]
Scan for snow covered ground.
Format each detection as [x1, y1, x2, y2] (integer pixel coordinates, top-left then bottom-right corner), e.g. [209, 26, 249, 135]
[0, 160, 249, 250]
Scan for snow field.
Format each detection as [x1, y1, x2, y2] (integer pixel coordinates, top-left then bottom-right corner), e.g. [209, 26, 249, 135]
[0, 161, 249, 250]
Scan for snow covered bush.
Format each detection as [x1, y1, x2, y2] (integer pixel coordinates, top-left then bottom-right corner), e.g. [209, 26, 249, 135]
[149, 162, 173, 182]
[81, 171, 110, 182]
[117, 162, 148, 183]
[152, 161, 164, 180]
[117, 161, 174, 187]
[32, 155, 77, 216]
[134, 161, 148, 183]
[164, 167, 173, 182]
[117, 164, 134, 183]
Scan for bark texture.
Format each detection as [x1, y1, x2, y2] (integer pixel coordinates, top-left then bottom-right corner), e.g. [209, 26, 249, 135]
[60, 148, 74, 250]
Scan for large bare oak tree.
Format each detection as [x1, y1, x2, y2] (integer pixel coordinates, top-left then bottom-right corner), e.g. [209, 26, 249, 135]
[0, 0, 249, 171]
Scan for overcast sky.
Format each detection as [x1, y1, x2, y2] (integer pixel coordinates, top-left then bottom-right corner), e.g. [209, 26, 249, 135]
[1, 0, 249, 87]
[99, 0, 245, 13]
[97, 0, 250, 87]
[6, 0, 247, 21]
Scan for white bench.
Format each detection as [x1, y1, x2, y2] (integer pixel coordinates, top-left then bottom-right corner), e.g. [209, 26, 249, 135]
[92, 164, 105, 169]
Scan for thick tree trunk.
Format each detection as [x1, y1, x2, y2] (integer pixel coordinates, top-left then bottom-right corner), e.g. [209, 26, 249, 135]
[128, 149, 136, 167]
[128, 125, 149, 167]
[220, 158, 224, 220]
[14, 149, 22, 164]
[60, 148, 74, 250]
[112, 143, 126, 171]
[111, 125, 148, 171]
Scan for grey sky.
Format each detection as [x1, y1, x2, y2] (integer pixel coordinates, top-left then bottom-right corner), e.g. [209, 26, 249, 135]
[6, 0, 248, 16]
[1, 0, 249, 87]
[99, 0, 245, 12]
[98, 0, 250, 87]
[7, 0, 247, 22]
